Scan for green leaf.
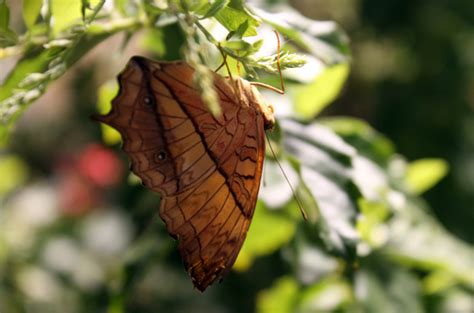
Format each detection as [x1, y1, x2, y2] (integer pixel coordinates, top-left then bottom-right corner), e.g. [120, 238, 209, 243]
[423, 271, 457, 294]
[50, 0, 83, 34]
[356, 198, 390, 247]
[233, 202, 296, 271]
[319, 116, 395, 165]
[214, 6, 259, 37]
[0, 28, 17, 47]
[280, 120, 360, 254]
[405, 158, 449, 194]
[257, 276, 299, 313]
[200, 0, 229, 19]
[0, 1, 10, 30]
[0, 21, 122, 143]
[356, 262, 424, 313]
[0, 1, 17, 47]
[298, 276, 351, 312]
[0, 154, 29, 196]
[81, 0, 90, 21]
[226, 20, 249, 40]
[384, 198, 474, 286]
[96, 80, 121, 145]
[22, 0, 43, 29]
[250, 4, 350, 65]
[292, 63, 349, 119]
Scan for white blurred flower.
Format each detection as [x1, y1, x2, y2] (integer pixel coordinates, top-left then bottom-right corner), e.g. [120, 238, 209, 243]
[80, 209, 133, 259]
[16, 266, 62, 302]
[42, 237, 81, 274]
[41, 236, 106, 291]
[5, 183, 59, 226]
[1, 183, 59, 252]
[71, 252, 105, 291]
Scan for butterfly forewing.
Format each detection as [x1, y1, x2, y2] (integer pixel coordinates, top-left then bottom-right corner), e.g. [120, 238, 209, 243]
[96, 56, 271, 291]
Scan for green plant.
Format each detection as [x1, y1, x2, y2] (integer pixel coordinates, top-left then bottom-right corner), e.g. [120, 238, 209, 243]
[0, 1, 472, 312]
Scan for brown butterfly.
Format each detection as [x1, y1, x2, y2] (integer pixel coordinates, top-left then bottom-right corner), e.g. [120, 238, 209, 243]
[95, 56, 275, 291]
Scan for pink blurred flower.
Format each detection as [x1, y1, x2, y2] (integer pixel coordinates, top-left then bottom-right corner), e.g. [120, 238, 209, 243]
[77, 144, 123, 188]
[56, 144, 123, 216]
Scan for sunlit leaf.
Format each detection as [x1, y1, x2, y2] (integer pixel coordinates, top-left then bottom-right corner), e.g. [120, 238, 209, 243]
[23, 0, 43, 29]
[423, 271, 456, 294]
[50, 0, 83, 34]
[214, 6, 259, 36]
[281, 120, 360, 254]
[250, 4, 350, 64]
[405, 158, 448, 194]
[200, 0, 229, 19]
[257, 276, 298, 313]
[0, 154, 29, 196]
[292, 63, 349, 119]
[0, 17, 127, 142]
[233, 202, 296, 271]
[299, 276, 351, 312]
[220, 39, 252, 51]
[356, 198, 390, 247]
[351, 155, 389, 202]
[319, 116, 395, 164]
[97, 80, 121, 145]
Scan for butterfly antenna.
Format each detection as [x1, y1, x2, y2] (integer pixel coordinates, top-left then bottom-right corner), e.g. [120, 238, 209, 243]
[236, 51, 241, 76]
[265, 133, 308, 220]
[218, 44, 242, 100]
[214, 45, 227, 73]
[274, 29, 285, 94]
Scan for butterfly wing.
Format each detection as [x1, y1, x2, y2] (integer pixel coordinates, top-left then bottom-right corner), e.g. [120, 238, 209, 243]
[96, 56, 268, 291]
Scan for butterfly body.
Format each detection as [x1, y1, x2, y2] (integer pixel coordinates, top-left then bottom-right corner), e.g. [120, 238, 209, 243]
[96, 56, 274, 291]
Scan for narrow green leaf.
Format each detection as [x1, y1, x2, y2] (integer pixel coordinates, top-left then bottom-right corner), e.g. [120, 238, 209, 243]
[22, 0, 43, 29]
[0, 28, 17, 47]
[232, 20, 249, 39]
[0, 1, 9, 31]
[81, 0, 90, 21]
[405, 158, 449, 194]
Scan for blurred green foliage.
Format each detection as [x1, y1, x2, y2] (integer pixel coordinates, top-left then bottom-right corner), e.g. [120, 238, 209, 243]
[0, 1, 472, 313]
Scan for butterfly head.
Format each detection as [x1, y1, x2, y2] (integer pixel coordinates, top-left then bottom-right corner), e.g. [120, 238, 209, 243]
[233, 78, 275, 131]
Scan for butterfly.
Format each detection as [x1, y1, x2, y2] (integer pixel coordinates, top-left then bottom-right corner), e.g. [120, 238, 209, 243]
[95, 56, 275, 291]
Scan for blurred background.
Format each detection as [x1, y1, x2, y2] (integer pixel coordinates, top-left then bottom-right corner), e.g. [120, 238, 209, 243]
[300, 0, 474, 243]
[0, 0, 473, 312]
